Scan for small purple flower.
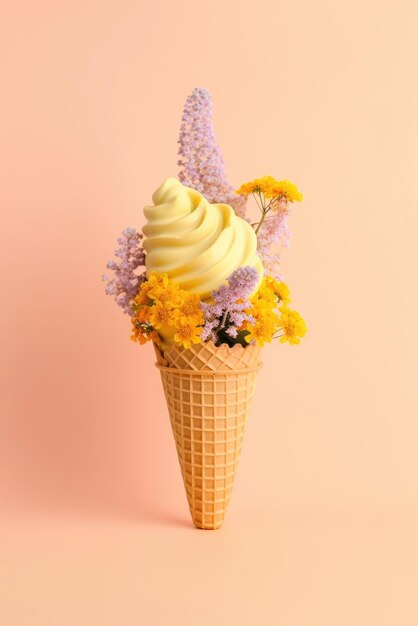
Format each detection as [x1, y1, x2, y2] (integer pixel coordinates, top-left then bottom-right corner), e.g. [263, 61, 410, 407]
[202, 266, 259, 345]
[177, 87, 247, 219]
[257, 200, 292, 278]
[102, 227, 146, 315]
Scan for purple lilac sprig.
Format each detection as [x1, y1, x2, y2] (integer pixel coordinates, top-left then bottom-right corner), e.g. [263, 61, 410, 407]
[201, 267, 258, 345]
[102, 227, 146, 315]
[177, 87, 247, 219]
[257, 200, 292, 278]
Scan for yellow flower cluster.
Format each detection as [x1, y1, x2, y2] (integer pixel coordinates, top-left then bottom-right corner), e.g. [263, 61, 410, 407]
[131, 272, 204, 349]
[276, 308, 307, 346]
[243, 277, 307, 346]
[236, 176, 303, 202]
[130, 272, 306, 349]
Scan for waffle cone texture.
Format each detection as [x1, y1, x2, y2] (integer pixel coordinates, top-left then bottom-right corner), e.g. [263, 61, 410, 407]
[155, 341, 262, 530]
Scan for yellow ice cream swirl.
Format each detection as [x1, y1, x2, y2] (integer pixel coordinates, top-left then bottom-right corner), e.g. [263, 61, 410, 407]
[142, 178, 263, 299]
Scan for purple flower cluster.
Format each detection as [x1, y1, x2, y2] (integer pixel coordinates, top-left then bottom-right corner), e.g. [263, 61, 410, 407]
[257, 200, 292, 278]
[201, 267, 258, 344]
[177, 87, 247, 219]
[102, 227, 146, 315]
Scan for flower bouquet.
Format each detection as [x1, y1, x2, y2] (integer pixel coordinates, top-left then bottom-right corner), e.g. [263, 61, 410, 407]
[103, 88, 306, 529]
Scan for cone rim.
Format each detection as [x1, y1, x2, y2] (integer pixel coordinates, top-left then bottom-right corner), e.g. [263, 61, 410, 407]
[155, 362, 262, 376]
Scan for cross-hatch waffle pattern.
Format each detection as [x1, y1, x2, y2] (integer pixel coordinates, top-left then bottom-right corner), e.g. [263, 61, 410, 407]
[159, 340, 262, 371]
[155, 342, 262, 529]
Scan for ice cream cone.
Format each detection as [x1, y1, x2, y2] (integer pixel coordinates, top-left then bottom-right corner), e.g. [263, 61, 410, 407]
[154, 341, 262, 530]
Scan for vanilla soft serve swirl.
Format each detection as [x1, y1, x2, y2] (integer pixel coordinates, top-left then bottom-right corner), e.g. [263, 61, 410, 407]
[142, 178, 263, 299]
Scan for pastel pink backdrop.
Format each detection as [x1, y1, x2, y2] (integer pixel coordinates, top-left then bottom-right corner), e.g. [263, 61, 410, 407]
[1, 1, 417, 624]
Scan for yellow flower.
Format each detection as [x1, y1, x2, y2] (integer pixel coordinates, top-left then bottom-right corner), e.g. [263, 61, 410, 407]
[277, 308, 307, 345]
[131, 328, 149, 345]
[134, 273, 168, 304]
[264, 277, 291, 304]
[275, 282, 291, 304]
[235, 181, 259, 196]
[244, 278, 302, 346]
[131, 273, 207, 348]
[139, 271, 183, 306]
[149, 302, 176, 329]
[130, 319, 158, 345]
[148, 272, 169, 287]
[236, 176, 302, 202]
[132, 305, 150, 323]
[244, 317, 276, 346]
[270, 180, 303, 202]
[148, 282, 183, 308]
[256, 287, 277, 308]
[130, 303, 154, 344]
[176, 292, 204, 324]
[173, 319, 202, 349]
[135, 282, 152, 305]
[248, 278, 277, 313]
[236, 176, 274, 197]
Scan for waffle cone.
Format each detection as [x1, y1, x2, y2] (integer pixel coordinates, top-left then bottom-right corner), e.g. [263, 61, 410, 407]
[155, 341, 262, 529]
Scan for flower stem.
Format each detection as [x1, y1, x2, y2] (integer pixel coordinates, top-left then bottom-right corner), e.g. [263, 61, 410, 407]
[254, 191, 269, 235]
[255, 209, 268, 235]
[220, 309, 229, 330]
[252, 192, 263, 213]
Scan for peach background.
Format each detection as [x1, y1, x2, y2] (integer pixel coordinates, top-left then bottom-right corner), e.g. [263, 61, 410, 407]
[1, 0, 418, 624]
